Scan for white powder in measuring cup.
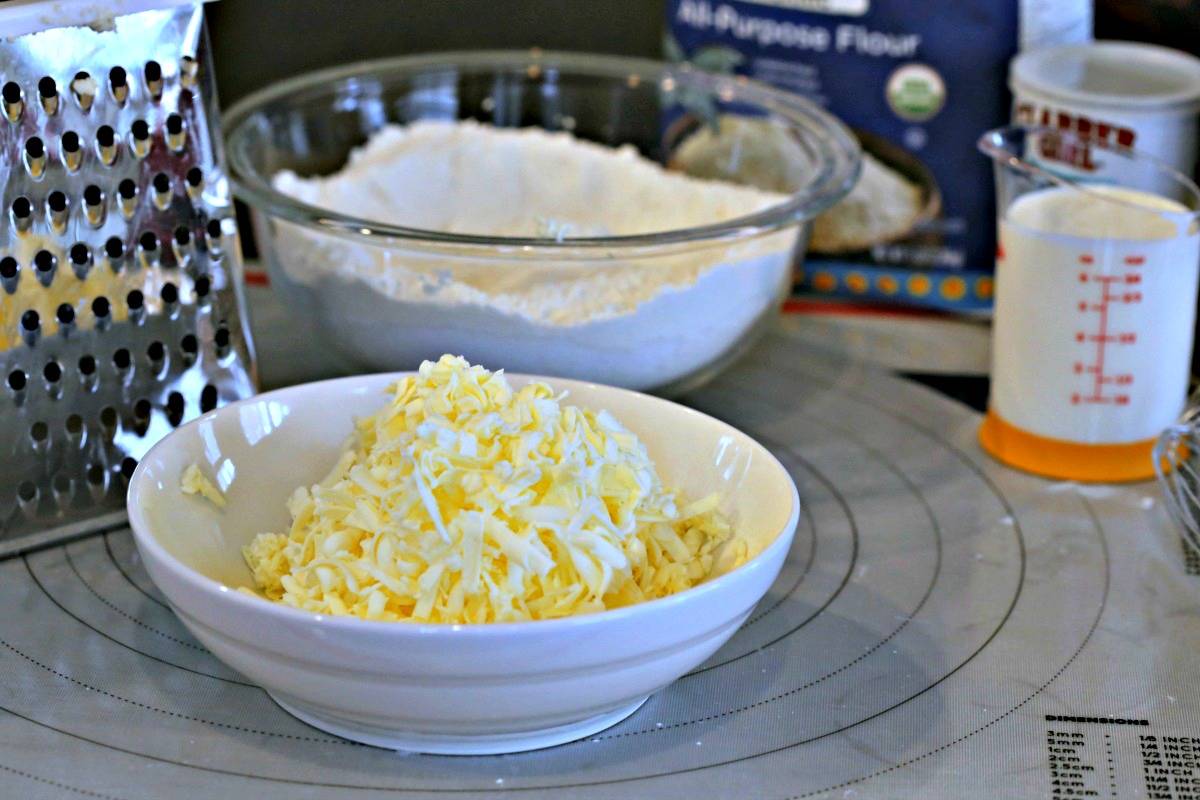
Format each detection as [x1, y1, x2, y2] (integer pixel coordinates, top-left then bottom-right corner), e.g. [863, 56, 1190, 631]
[993, 184, 1200, 443]
[267, 121, 796, 391]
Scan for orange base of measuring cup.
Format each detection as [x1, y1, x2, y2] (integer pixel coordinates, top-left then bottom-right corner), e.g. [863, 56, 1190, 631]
[978, 409, 1156, 483]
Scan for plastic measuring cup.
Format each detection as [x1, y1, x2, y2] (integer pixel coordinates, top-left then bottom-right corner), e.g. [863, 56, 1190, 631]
[978, 125, 1200, 482]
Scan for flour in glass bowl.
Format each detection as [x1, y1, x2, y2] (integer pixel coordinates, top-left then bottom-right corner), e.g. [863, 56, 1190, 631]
[267, 120, 798, 391]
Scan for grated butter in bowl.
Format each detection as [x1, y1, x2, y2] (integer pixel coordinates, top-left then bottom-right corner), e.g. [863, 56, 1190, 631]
[225, 51, 860, 394]
[128, 361, 800, 753]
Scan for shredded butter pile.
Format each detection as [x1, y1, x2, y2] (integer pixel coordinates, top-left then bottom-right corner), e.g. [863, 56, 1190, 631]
[241, 355, 744, 623]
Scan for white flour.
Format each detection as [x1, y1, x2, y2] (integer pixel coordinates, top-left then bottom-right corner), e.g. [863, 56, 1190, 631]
[269, 121, 796, 390]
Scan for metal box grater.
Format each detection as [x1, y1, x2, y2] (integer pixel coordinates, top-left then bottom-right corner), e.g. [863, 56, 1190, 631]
[0, 0, 256, 557]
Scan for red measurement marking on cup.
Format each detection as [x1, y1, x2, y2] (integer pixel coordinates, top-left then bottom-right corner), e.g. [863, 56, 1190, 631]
[1071, 253, 1142, 406]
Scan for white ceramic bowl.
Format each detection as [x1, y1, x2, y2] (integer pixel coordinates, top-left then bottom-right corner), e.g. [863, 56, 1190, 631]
[127, 374, 800, 754]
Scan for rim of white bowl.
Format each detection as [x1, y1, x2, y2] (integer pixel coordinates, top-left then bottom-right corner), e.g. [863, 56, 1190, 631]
[127, 372, 801, 636]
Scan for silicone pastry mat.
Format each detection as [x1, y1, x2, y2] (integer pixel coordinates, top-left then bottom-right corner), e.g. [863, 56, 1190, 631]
[1, 325, 1197, 799]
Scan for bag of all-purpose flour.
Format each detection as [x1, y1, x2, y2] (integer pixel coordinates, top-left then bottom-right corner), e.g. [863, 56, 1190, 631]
[666, 0, 1091, 311]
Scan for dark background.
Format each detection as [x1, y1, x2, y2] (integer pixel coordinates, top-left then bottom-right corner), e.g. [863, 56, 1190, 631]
[206, 0, 1200, 109]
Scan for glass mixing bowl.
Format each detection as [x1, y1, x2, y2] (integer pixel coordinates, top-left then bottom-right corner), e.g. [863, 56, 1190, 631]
[224, 50, 859, 394]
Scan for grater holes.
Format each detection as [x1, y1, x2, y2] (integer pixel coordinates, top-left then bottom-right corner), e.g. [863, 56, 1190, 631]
[24, 137, 46, 178]
[180, 333, 198, 365]
[193, 275, 210, 298]
[17, 484, 38, 517]
[17, 484, 38, 518]
[180, 56, 199, 87]
[200, 384, 218, 413]
[44, 361, 63, 399]
[7, 369, 26, 392]
[86, 463, 107, 498]
[117, 179, 137, 220]
[138, 232, 159, 268]
[52, 472, 73, 504]
[1, 256, 17, 292]
[130, 118, 151, 158]
[165, 113, 185, 151]
[214, 325, 231, 359]
[56, 303, 74, 326]
[82, 184, 104, 226]
[69, 243, 91, 276]
[78, 354, 96, 376]
[133, 399, 152, 436]
[1, 83, 21, 123]
[185, 167, 203, 200]
[172, 226, 192, 265]
[152, 172, 172, 209]
[112, 347, 131, 371]
[2, 81, 22, 107]
[71, 71, 95, 111]
[109, 66, 128, 104]
[99, 406, 117, 431]
[161, 283, 178, 304]
[30, 421, 48, 445]
[37, 76, 58, 115]
[65, 413, 84, 439]
[96, 125, 118, 165]
[91, 296, 110, 320]
[21, 309, 39, 331]
[167, 391, 185, 426]
[144, 60, 163, 100]
[33, 249, 56, 285]
[47, 191, 69, 235]
[120, 457, 137, 479]
[126, 289, 143, 311]
[61, 131, 83, 172]
[147, 340, 166, 362]
[10, 196, 32, 235]
[17, 481, 38, 506]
